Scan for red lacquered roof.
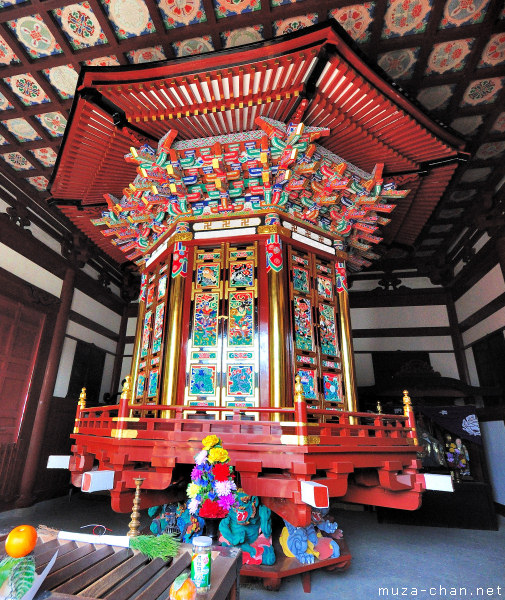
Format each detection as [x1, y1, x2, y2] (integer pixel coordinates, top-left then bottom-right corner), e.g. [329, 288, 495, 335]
[50, 21, 465, 263]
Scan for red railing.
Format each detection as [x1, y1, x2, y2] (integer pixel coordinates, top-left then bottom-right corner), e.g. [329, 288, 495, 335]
[73, 401, 417, 448]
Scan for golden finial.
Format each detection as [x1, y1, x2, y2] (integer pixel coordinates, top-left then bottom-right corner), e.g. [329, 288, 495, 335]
[121, 376, 132, 402]
[78, 387, 87, 409]
[402, 389, 412, 416]
[376, 401, 382, 414]
[127, 477, 145, 537]
[294, 375, 304, 404]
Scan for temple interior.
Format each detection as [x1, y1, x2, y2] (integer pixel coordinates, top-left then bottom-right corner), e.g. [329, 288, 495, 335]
[1, 0, 505, 597]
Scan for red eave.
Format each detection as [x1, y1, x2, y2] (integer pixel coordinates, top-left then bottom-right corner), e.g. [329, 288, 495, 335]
[49, 21, 465, 263]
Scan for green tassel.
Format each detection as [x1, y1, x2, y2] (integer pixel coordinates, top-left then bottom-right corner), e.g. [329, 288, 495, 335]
[0, 555, 35, 600]
[130, 534, 180, 561]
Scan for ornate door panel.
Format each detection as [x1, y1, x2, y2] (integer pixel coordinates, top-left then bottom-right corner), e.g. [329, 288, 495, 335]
[184, 243, 259, 416]
[288, 246, 344, 411]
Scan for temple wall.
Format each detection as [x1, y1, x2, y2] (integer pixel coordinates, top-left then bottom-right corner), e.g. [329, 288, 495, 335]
[350, 279, 458, 388]
[454, 254, 505, 507]
[0, 195, 128, 506]
[0, 197, 126, 404]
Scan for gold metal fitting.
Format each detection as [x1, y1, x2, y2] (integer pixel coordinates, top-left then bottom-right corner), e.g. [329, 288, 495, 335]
[294, 375, 304, 404]
[402, 389, 412, 416]
[78, 387, 87, 410]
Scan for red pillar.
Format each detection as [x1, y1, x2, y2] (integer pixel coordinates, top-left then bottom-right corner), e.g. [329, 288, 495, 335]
[17, 267, 76, 506]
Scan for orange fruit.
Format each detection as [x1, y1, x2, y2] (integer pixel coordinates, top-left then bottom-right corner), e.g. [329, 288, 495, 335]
[5, 525, 37, 558]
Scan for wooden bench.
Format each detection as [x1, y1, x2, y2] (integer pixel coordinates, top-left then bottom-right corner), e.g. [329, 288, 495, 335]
[1, 536, 241, 600]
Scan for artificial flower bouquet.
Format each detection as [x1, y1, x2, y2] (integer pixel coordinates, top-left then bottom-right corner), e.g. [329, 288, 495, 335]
[187, 435, 237, 519]
[445, 442, 468, 470]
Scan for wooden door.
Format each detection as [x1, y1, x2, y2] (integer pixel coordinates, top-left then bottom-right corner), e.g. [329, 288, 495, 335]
[0, 295, 45, 444]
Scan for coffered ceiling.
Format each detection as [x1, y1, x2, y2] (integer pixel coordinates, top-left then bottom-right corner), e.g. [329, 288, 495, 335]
[1, 0, 504, 275]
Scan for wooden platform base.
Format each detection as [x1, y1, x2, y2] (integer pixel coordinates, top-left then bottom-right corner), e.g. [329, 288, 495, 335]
[240, 540, 351, 592]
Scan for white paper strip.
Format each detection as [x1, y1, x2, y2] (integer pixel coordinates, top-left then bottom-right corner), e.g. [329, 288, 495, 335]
[57, 531, 130, 547]
[423, 473, 454, 492]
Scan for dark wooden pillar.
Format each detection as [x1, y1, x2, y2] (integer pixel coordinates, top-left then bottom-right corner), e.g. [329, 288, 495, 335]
[17, 266, 76, 506]
[446, 291, 470, 385]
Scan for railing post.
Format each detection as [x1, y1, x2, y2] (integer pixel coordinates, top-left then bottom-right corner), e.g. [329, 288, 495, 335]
[74, 387, 86, 434]
[111, 376, 133, 439]
[402, 389, 418, 445]
[294, 375, 308, 444]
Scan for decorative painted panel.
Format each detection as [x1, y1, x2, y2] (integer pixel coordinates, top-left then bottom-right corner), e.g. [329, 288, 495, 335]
[26, 176, 48, 190]
[382, 0, 432, 39]
[100, 0, 155, 38]
[158, 274, 168, 299]
[417, 85, 454, 111]
[1, 118, 41, 142]
[152, 303, 165, 353]
[4, 74, 50, 106]
[136, 372, 146, 398]
[323, 373, 343, 404]
[426, 39, 473, 75]
[378, 48, 419, 80]
[1, 152, 34, 171]
[319, 303, 338, 357]
[221, 26, 263, 48]
[141, 310, 152, 358]
[157, 0, 207, 29]
[479, 34, 505, 68]
[293, 296, 313, 351]
[227, 365, 254, 396]
[297, 369, 317, 400]
[329, 3, 374, 43]
[193, 292, 219, 346]
[7, 15, 62, 59]
[0, 35, 20, 66]
[461, 78, 504, 106]
[0, 93, 13, 111]
[317, 275, 333, 301]
[34, 112, 67, 137]
[42, 64, 78, 99]
[52, 3, 108, 50]
[273, 14, 317, 36]
[189, 365, 217, 395]
[146, 283, 156, 307]
[439, 0, 489, 29]
[83, 55, 120, 66]
[228, 291, 254, 346]
[230, 262, 253, 287]
[293, 267, 310, 293]
[147, 368, 159, 397]
[126, 46, 166, 63]
[30, 147, 58, 167]
[213, 0, 261, 20]
[196, 263, 220, 287]
[172, 36, 213, 56]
